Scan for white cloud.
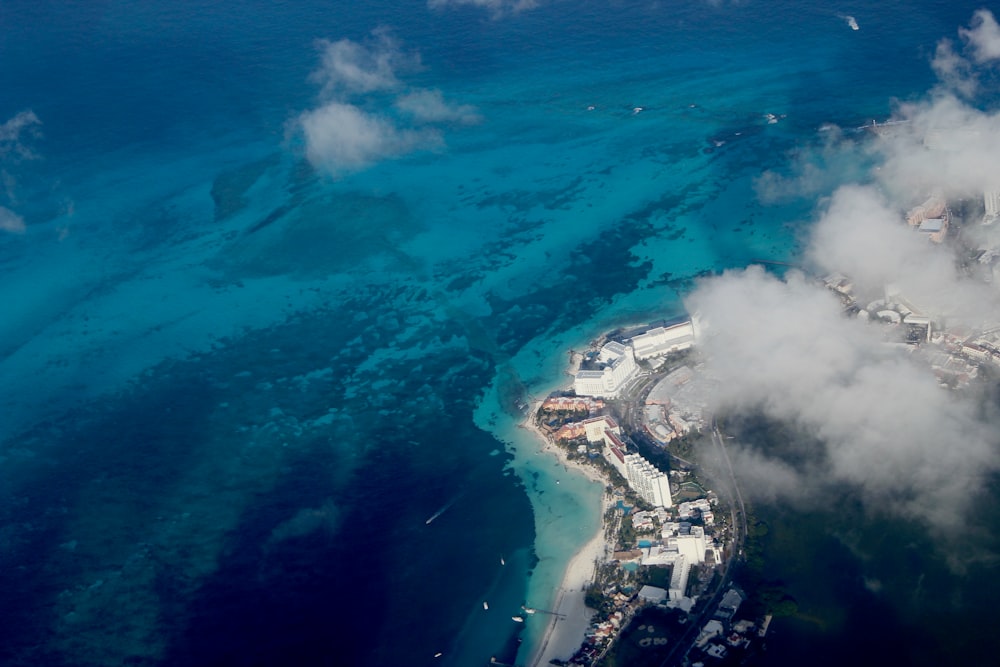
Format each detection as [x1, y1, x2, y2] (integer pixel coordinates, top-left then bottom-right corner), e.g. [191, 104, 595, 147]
[0, 110, 41, 160]
[959, 9, 1000, 63]
[310, 30, 414, 98]
[395, 89, 482, 124]
[872, 95, 1000, 203]
[931, 39, 978, 97]
[806, 185, 1000, 326]
[754, 125, 865, 203]
[928, 10, 1000, 97]
[687, 266, 998, 530]
[427, 0, 539, 16]
[299, 102, 439, 173]
[0, 206, 26, 234]
[296, 30, 478, 175]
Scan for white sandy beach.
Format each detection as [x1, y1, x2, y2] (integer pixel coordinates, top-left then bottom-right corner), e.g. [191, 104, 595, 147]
[527, 497, 612, 666]
[521, 396, 615, 667]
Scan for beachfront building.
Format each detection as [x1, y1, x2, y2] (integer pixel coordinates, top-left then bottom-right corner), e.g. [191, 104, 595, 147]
[715, 588, 744, 621]
[629, 320, 695, 361]
[584, 417, 673, 507]
[638, 585, 668, 604]
[624, 453, 673, 508]
[602, 428, 630, 479]
[554, 415, 621, 443]
[666, 525, 707, 565]
[540, 396, 606, 413]
[670, 555, 692, 602]
[986, 189, 1000, 220]
[917, 217, 948, 243]
[573, 341, 639, 398]
[583, 415, 620, 442]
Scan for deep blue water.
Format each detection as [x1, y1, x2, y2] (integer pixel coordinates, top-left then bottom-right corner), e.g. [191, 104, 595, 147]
[0, 1, 996, 666]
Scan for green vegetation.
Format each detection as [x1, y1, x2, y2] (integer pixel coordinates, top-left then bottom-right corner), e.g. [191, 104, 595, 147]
[585, 582, 605, 610]
[598, 608, 685, 667]
[734, 505, 799, 619]
[619, 514, 636, 549]
[640, 565, 672, 589]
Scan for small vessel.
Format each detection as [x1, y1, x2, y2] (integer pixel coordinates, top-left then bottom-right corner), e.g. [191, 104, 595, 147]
[633, 107, 643, 114]
[512, 616, 524, 623]
[483, 601, 489, 610]
[434, 653, 443, 658]
[500, 556, 505, 566]
[523, 607, 536, 614]
[846, 15, 859, 30]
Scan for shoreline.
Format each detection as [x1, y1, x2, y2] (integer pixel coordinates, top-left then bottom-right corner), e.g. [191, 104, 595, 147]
[519, 376, 615, 667]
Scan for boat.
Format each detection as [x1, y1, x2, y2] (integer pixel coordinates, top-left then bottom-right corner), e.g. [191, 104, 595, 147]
[483, 601, 489, 610]
[522, 606, 536, 614]
[511, 616, 524, 623]
[500, 556, 505, 566]
[434, 653, 443, 658]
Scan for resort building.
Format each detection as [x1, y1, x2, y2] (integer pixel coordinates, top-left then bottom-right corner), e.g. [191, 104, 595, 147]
[905, 195, 948, 243]
[666, 525, 707, 565]
[669, 555, 691, 601]
[906, 195, 946, 226]
[917, 217, 948, 243]
[986, 189, 1000, 219]
[573, 341, 639, 398]
[583, 415, 620, 442]
[601, 428, 629, 479]
[629, 320, 696, 361]
[594, 424, 672, 508]
[638, 585, 668, 604]
[540, 396, 605, 413]
[554, 415, 620, 443]
[624, 453, 673, 508]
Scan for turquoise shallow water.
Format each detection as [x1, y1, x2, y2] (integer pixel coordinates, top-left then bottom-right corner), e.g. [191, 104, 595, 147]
[0, 1, 996, 665]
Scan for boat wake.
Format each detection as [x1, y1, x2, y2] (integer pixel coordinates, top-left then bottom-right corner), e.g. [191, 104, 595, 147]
[425, 494, 462, 525]
[840, 14, 860, 30]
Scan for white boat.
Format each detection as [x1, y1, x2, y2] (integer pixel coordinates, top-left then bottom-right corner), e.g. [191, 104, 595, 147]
[500, 556, 505, 566]
[512, 616, 524, 623]
[434, 653, 443, 658]
[483, 601, 489, 610]
[522, 607, 536, 614]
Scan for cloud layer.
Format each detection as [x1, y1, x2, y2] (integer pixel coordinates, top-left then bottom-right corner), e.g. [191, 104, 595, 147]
[296, 31, 479, 175]
[427, 0, 539, 17]
[0, 206, 26, 234]
[0, 110, 41, 161]
[688, 267, 997, 530]
[0, 110, 41, 234]
[688, 11, 1000, 535]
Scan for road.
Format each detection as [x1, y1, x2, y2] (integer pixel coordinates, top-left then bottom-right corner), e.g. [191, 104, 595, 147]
[610, 368, 749, 666]
[654, 422, 747, 667]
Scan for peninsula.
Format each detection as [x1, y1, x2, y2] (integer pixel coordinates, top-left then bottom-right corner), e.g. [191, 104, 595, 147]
[517, 319, 762, 667]
[517, 185, 1000, 666]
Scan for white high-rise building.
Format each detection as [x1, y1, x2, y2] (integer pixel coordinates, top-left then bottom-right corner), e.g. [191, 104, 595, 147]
[669, 555, 690, 601]
[582, 415, 620, 443]
[623, 453, 673, 508]
[671, 526, 707, 565]
[573, 341, 639, 398]
[630, 321, 695, 360]
[986, 190, 1000, 218]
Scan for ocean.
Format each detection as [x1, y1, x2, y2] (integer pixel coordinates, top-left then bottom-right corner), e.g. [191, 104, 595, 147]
[0, 1, 994, 665]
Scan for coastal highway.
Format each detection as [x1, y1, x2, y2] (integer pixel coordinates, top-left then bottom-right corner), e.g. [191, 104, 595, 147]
[612, 366, 749, 665]
[654, 422, 747, 667]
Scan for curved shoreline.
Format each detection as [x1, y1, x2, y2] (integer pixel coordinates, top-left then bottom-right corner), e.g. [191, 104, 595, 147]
[520, 399, 615, 667]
